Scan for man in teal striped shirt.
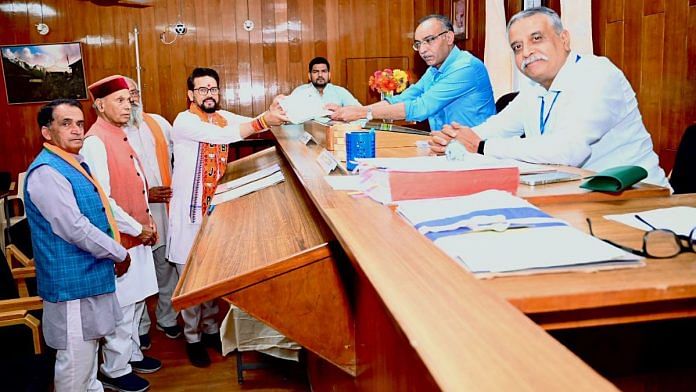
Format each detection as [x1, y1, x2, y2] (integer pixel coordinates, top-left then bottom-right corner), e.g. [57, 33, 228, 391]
[330, 14, 495, 131]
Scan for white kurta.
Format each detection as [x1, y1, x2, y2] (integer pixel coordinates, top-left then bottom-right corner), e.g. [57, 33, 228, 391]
[81, 134, 158, 307]
[125, 113, 173, 251]
[167, 109, 251, 265]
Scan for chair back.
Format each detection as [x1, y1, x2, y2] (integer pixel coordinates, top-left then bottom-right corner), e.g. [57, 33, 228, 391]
[495, 92, 519, 114]
[669, 124, 696, 194]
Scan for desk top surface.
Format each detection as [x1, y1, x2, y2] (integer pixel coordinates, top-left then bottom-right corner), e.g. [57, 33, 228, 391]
[270, 125, 615, 391]
[483, 195, 696, 321]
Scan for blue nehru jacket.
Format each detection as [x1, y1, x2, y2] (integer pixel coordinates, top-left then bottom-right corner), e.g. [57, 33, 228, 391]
[24, 149, 116, 303]
[387, 46, 495, 131]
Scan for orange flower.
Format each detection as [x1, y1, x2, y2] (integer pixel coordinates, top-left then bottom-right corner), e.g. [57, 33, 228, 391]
[368, 68, 410, 95]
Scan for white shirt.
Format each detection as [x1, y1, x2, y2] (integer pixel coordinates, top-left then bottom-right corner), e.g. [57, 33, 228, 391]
[167, 109, 251, 264]
[290, 83, 361, 107]
[473, 52, 669, 187]
[81, 126, 158, 306]
[126, 113, 173, 250]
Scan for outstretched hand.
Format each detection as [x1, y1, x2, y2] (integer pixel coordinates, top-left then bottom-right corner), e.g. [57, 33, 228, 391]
[264, 95, 290, 126]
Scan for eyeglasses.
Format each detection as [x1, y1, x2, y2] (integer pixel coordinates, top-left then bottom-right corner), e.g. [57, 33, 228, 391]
[412, 30, 450, 51]
[587, 215, 696, 258]
[129, 89, 140, 97]
[192, 87, 220, 95]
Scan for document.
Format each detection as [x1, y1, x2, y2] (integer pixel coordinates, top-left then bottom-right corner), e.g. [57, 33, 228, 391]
[215, 164, 281, 195]
[356, 155, 554, 174]
[323, 175, 366, 191]
[605, 206, 696, 236]
[211, 166, 285, 206]
[279, 90, 331, 124]
[397, 190, 642, 276]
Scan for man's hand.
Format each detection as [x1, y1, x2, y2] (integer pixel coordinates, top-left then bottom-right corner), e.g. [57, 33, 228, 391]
[148, 186, 172, 203]
[264, 95, 290, 126]
[323, 103, 339, 112]
[330, 105, 367, 122]
[429, 122, 482, 155]
[138, 224, 157, 246]
[115, 253, 131, 277]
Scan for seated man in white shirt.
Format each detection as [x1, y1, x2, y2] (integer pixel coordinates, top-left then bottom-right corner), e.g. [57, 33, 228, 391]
[290, 56, 360, 109]
[429, 7, 669, 187]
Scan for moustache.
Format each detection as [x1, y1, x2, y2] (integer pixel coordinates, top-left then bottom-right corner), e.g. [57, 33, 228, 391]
[521, 54, 549, 70]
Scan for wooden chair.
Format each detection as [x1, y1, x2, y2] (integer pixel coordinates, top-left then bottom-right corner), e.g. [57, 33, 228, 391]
[0, 238, 42, 354]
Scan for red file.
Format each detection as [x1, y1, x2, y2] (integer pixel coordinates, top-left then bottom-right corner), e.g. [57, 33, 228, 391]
[387, 167, 520, 201]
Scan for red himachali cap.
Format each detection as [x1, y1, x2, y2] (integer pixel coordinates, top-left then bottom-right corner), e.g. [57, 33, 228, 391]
[88, 75, 129, 100]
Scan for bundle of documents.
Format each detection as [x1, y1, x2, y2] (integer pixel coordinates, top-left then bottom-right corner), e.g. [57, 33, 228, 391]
[355, 155, 522, 204]
[211, 164, 285, 206]
[397, 190, 643, 277]
[279, 90, 331, 124]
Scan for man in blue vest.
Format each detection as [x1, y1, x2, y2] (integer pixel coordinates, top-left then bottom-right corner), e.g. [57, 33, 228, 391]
[24, 99, 132, 391]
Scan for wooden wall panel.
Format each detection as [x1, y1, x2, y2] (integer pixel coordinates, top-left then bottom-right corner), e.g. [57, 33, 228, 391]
[1, 0, 693, 177]
[592, 0, 694, 172]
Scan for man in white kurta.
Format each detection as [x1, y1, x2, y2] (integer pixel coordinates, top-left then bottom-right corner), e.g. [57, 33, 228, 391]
[123, 78, 183, 347]
[429, 7, 670, 188]
[80, 75, 160, 391]
[168, 67, 289, 367]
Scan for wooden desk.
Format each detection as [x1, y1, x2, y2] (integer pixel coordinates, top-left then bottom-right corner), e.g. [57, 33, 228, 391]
[484, 195, 696, 330]
[305, 121, 669, 205]
[173, 125, 617, 391]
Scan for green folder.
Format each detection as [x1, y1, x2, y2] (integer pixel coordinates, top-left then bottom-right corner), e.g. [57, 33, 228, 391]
[580, 165, 648, 192]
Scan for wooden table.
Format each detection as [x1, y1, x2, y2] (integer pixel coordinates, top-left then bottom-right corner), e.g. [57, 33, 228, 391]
[173, 125, 635, 391]
[484, 195, 696, 330]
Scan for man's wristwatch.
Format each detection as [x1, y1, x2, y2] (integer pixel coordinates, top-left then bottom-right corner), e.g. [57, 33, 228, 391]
[477, 140, 486, 155]
[365, 107, 373, 121]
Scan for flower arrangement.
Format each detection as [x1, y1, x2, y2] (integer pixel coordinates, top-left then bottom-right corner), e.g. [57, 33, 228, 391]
[368, 68, 409, 96]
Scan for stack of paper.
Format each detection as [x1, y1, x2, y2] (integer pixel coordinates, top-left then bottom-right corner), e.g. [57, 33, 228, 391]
[211, 164, 285, 206]
[397, 190, 642, 277]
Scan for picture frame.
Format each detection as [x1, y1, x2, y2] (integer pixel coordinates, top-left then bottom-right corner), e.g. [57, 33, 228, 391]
[1, 42, 88, 104]
[451, 0, 468, 40]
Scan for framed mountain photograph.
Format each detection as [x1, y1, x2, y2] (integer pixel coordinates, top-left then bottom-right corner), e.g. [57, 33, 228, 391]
[1, 42, 87, 104]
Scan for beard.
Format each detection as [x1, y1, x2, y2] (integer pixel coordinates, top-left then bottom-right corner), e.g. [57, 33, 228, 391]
[311, 78, 328, 88]
[128, 103, 144, 128]
[198, 97, 219, 114]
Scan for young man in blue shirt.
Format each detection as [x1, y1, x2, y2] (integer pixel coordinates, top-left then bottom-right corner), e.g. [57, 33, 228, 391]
[330, 14, 495, 131]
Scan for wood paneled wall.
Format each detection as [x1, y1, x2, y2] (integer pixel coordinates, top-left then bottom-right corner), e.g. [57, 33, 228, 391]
[1, 0, 694, 177]
[591, 0, 696, 172]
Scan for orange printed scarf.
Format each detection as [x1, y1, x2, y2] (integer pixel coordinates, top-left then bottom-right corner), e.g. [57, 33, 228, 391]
[189, 103, 228, 222]
[43, 143, 121, 243]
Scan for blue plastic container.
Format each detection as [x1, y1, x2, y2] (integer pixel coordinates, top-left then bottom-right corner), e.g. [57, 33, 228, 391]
[346, 130, 376, 171]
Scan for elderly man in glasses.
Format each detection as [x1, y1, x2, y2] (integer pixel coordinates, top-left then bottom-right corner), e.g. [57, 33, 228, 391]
[168, 67, 289, 367]
[330, 14, 495, 131]
[429, 7, 669, 187]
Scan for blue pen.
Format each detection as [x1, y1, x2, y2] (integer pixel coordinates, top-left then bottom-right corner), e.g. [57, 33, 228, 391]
[207, 204, 216, 216]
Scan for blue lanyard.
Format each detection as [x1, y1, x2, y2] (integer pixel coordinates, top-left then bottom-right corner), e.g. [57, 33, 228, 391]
[539, 91, 560, 135]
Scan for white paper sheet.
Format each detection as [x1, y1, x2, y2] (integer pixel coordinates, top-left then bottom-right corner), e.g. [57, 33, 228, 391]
[279, 90, 331, 124]
[604, 206, 696, 236]
[215, 164, 281, 195]
[356, 155, 554, 174]
[323, 175, 366, 191]
[211, 170, 285, 206]
[438, 226, 639, 274]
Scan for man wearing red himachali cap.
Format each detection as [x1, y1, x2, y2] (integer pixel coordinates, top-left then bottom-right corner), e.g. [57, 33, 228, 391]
[80, 75, 161, 392]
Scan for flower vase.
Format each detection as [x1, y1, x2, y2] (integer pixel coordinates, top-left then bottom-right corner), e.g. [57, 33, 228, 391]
[380, 91, 394, 130]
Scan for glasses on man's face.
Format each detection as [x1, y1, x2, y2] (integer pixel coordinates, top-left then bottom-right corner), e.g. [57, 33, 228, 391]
[193, 87, 220, 96]
[412, 30, 450, 51]
[587, 215, 696, 258]
[129, 89, 140, 98]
